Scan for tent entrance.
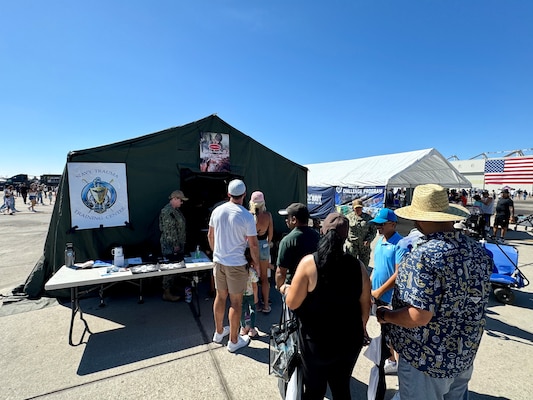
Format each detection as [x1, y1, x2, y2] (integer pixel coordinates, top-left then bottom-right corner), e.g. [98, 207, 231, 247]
[179, 169, 242, 255]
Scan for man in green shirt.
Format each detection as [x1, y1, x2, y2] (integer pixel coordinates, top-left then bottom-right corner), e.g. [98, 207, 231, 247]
[275, 203, 320, 289]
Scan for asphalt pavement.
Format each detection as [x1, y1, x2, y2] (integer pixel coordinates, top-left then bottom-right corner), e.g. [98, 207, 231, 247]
[1, 198, 533, 400]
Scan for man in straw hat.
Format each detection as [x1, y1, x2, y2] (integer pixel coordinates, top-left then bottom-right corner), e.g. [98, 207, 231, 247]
[375, 184, 494, 400]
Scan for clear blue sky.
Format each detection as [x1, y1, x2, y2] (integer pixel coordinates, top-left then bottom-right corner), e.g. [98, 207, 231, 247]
[1, 1, 532, 179]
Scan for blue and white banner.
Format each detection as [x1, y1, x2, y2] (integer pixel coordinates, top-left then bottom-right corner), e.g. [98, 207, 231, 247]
[334, 186, 385, 216]
[67, 162, 130, 230]
[307, 186, 336, 220]
[308, 186, 386, 219]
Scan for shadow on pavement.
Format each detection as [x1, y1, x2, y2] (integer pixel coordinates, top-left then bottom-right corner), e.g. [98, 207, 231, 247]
[485, 293, 533, 346]
[72, 280, 283, 375]
[76, 292, 210, 375]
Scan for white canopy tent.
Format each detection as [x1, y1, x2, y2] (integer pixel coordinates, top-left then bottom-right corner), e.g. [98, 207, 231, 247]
[305, 148, 471, 189]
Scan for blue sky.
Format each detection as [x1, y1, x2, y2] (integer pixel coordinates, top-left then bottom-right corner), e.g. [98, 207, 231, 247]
[1, 1, 532, 179]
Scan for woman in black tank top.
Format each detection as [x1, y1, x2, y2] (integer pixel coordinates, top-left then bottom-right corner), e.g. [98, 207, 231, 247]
[284, 212, 371, 399]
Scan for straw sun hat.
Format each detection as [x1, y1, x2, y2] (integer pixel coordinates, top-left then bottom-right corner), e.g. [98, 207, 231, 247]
[394, 184, 470, 222]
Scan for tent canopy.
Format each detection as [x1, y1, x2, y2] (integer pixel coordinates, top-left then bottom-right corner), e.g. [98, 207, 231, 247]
[305, 148, 471, 189]
[25, 114, 307, 298]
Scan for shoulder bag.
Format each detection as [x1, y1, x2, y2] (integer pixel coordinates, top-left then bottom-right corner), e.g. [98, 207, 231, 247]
[269, 298, 300, 382]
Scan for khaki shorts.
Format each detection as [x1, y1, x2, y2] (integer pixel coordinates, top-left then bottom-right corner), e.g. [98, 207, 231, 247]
[213, 263, 248, 294]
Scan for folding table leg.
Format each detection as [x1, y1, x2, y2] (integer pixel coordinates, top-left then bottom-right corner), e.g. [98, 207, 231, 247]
[99, 284, 106, 307]
[191, 274, 201, 317]
[138, 279, 144, 304]
[68, 287, 93, 346]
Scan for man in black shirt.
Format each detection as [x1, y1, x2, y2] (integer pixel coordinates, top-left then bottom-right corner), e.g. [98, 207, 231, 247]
[493, 189, 515, 244]
[275, 203, 320, 289]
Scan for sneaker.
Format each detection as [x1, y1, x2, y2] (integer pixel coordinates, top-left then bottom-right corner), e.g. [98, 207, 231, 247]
[497, 237, 505, 244]
[227, 335, 250, 352]
[212, 326, 230, 343]
[384, 359, 398, 375]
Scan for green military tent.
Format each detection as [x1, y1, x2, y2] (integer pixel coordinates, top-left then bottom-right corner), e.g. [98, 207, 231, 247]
[24, 114, 307, 298]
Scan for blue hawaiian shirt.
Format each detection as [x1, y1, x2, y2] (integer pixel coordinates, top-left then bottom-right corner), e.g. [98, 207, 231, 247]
[389, 231, 494, 378]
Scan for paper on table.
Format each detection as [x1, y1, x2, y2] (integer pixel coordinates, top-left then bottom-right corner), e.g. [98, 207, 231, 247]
[93, 260, 114, 268]
[100, 266, 129, 276]
[70, 260, 95, 269]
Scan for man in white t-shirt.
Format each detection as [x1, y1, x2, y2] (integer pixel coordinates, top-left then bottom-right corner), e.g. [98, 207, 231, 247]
[208, 179, 260, 353]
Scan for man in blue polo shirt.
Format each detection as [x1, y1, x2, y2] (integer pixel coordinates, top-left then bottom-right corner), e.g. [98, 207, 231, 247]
[369, 208, 408, 376]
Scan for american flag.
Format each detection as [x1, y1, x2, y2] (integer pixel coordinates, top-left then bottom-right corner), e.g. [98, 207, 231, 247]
[484, 157, 533, 184]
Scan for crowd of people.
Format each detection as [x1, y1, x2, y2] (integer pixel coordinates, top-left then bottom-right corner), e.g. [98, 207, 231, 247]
[158, 178, 497, 399]
[450, 188, 518, 244]
[2, 168, 526, 398]
[285, 183, 494, 399]
[1, 182, 56, 215]
[3, 174, 519, 398]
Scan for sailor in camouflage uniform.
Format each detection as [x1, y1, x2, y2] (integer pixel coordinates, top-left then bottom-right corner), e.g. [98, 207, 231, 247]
[345, 199, 376, 267]
[159, 190, 188, 301]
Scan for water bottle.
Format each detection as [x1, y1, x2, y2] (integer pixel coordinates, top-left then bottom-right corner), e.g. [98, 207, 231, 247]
[185, 287, 192, 303]
[65, 243, 75, 267]
[195, 245, 201, 259]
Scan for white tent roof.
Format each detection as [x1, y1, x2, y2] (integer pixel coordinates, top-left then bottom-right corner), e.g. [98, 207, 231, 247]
[305, 148, 471, 189]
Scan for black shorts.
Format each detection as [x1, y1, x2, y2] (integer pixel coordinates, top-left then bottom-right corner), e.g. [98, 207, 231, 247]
[494, 214, 509, 228]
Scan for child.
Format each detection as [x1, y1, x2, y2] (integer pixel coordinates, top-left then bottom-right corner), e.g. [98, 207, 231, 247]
[241, 264, 259, 338]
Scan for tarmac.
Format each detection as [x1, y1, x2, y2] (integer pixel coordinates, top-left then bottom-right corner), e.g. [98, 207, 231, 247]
[1, 199, 533, 400]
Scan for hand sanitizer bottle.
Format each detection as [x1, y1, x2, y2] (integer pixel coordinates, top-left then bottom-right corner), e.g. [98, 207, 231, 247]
[195, 245, 201, 259]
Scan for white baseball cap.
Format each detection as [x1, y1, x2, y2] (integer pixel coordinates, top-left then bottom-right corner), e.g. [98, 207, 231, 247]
[228, 179, 246, 196]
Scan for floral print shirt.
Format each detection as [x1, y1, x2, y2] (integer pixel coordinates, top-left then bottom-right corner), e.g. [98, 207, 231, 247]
[389, 231, 494, 378]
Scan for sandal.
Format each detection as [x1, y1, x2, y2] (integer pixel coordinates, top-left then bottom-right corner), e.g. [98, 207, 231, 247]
[262, 305, 272, 313]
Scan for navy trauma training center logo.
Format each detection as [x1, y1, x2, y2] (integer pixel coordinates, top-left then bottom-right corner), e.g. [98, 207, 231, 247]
[81, 177, 117, 214]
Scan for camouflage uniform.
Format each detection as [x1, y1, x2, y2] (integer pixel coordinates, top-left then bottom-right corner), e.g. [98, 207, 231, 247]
[345, 211, 376, 267]
[159, 203, 186, 289]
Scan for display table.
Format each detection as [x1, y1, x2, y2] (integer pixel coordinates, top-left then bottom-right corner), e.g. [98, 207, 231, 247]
[45, 253, 213, 346]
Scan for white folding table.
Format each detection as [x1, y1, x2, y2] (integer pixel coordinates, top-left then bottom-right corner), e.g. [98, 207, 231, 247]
[45, 255, 213, 346]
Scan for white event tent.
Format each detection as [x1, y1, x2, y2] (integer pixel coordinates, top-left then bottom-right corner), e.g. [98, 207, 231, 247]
[305, 148, 471, 218]
[306, 148, 471, 189]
